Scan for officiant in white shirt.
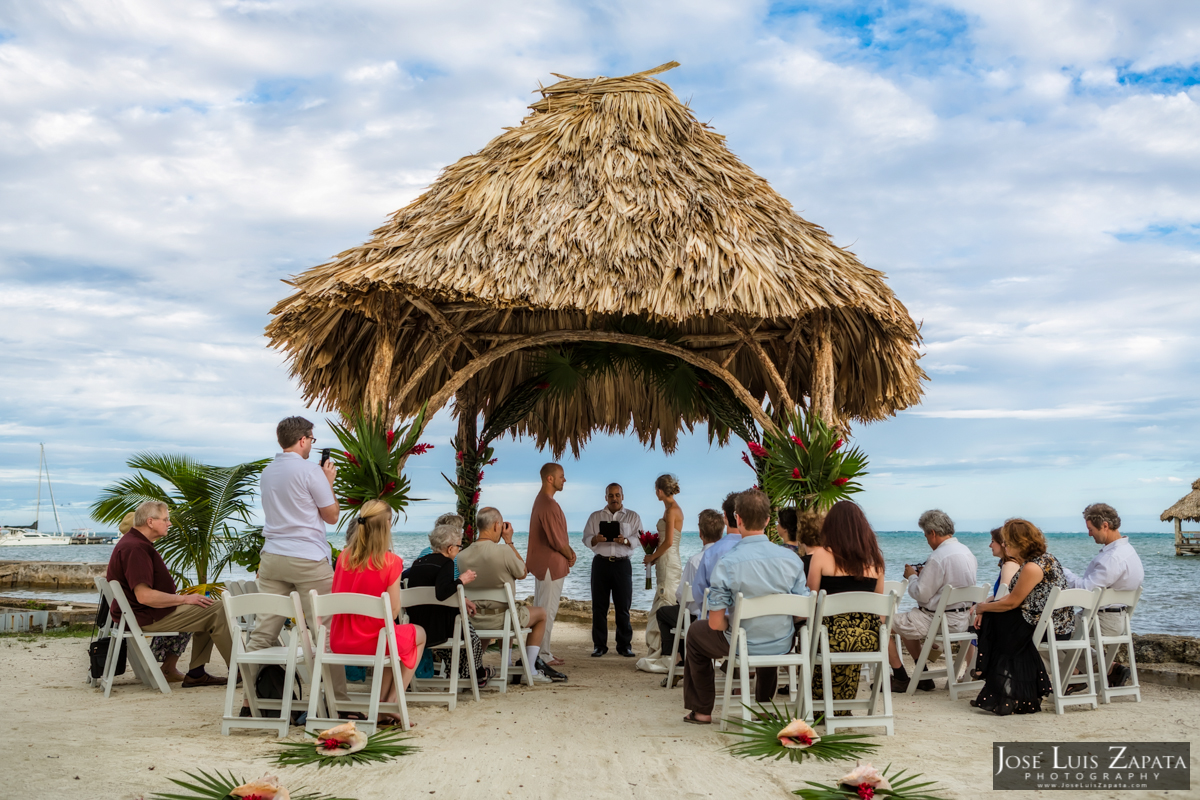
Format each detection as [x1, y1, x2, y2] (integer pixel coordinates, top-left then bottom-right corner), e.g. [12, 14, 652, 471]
[582, 484, 643, 658]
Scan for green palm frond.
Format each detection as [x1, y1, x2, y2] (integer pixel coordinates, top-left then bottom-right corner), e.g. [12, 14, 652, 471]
[149, 768, 355, 800]
[793, 763, 952, 800]
[760, 407, 868, 512]
[722, 703, 879, 764]
[271, 727, 419, 769]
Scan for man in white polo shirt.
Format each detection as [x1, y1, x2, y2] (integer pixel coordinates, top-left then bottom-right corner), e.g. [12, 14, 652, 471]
[246, 415, 347, 702]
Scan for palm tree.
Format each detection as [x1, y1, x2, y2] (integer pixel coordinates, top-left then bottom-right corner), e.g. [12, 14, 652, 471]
[91, 453, 269, 589]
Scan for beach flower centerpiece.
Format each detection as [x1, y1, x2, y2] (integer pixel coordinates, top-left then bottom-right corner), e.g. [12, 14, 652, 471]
[723, 704, 877, 765]
[228, 774, 291, 800]
[272, 721, 417, 769]
[314, 721, 369, 756]
[777, 718, 821, 749]
[793, 759, 952, 800]
[148, 770, 352, 800]
[638, 529, 660, 589]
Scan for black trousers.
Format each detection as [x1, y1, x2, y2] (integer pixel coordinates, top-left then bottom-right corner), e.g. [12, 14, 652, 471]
[656, 604, 696, 663]
[591, 555, 633, 650]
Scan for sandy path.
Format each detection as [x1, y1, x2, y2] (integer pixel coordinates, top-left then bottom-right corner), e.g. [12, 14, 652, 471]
[2, 621, 1197, 799]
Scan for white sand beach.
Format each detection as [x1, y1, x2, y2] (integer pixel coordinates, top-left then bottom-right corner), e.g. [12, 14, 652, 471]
[3, 620, 1198, 800]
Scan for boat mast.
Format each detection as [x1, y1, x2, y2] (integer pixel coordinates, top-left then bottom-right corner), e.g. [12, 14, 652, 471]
[41, 444, 64, 536]
[35, 446, 43, 531]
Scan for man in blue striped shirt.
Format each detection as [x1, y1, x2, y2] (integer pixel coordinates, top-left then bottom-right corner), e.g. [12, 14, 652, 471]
[682, 489, 807, 724]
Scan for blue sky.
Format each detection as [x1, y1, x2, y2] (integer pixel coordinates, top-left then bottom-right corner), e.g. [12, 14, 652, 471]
[1, 0, 1197, 535]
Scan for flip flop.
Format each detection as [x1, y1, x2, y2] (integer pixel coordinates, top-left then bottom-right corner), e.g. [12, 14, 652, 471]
[683, 711, 711, 725]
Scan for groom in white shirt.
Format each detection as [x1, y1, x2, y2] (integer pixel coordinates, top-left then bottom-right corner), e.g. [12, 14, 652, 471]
[582, 484, 643, 657]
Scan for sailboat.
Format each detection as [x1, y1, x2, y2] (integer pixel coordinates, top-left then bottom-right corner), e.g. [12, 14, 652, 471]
[0, 444, 72, 546]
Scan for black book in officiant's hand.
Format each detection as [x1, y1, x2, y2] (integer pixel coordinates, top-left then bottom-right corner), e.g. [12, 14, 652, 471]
[598, 521, 621, 542]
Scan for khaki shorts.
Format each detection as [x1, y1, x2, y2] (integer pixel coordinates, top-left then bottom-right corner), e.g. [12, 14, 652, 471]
[472, 599, 531, 632]
[892, 607, 935, 642]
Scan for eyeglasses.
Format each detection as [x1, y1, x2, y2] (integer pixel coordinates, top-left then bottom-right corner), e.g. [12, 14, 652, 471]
[306, 434, 317, 443]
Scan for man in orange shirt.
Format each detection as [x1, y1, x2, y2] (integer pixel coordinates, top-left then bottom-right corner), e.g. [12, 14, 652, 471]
[526, 462, 575, 666]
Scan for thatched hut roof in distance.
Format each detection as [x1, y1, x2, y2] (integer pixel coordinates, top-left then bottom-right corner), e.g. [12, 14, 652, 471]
[266, 63, 926, 454]
[1161, 479, 1200, 522]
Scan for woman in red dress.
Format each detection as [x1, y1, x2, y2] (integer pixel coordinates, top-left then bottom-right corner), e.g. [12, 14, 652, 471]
[331, 500, 425, 723]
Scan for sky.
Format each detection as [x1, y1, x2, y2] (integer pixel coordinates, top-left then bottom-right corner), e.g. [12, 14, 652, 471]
[1, 0, 1198, 536]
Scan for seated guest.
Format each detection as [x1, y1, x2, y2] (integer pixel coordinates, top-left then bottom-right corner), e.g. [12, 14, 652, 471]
[807, 501, 885, 711]
[889, 509, 978, 692]
[690, 491, 743, 611]
[1063, 503, 1144, 689]
[403, 523, 496, 688]
[778, 507, 824, 577]
[415, 512, 464, 558]
[656, 508, 725, 685]
[455, 506, 562, 683]
[682, 490, 805, 724]
[970, 519, 1072, 716]
[986, 527, 1022, 601]
[117, 511, 193, 683]
[106, 501, 232, 687]
[331, 500, 426, 723]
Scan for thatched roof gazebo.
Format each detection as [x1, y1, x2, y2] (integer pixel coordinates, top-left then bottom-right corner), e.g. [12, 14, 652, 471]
[266, 63, 926, 458]
[1161, 479, 1200, 556]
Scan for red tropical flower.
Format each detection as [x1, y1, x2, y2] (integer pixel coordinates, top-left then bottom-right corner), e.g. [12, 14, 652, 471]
[346, 498, 362, 506]
[790, 435, 807, 451]
[792, 467, 802, 480]
[832, 477, 850, 487]
[471, 491, 480, 504]
[486, 458, 498, 466]
[407, 442, 433, 456]
[747, 441, 769, 459]
[535, 381, 550, 390]
[455, 450, 463, 462]
[386, 429, 395, 449]
[344, 451, 359, 467]
[477, 470, 484, 481]
[697, 379, 712, 390]
[830, 438, 844, 452]
[857, 785, 874, 800]
[741, 452, 753, 469]
[382, 481, 396, 495]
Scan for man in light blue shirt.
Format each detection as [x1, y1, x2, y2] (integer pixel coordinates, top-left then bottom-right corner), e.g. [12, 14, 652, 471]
[682, 489, 806, 724]
[690, 492, 742, 607]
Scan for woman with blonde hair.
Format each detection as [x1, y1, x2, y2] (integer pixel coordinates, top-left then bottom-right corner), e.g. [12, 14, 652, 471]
[970, 518, 1072, 716]
[331, 500, 426, 724]
[639, 474, 684, 665]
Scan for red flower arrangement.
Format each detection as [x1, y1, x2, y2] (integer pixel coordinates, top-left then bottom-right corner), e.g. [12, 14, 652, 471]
[638, 530, 660, 590]
[747, 441, 770, 459]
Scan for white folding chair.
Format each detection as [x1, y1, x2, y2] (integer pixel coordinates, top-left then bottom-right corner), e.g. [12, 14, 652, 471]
[402, 585, 479, 707]
[663, 581, 693, 690]
[221, 591, 309, 736]
[304, 590, 411, 734]
[1093, 587, 1142, 704]
[883, 579, 909, 662]
[905, 585, 987, 699]
[96, 579, 182, 697]
[1034, 586, 1102, 714]
[811, 589, 900, 735]
[465, 584, 535, 691]
[719, 592, 816, 730]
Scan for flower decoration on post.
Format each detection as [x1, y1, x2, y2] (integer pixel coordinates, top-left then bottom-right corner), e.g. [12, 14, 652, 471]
[328, 402, 429, 527]
[638, 530, 660, 590]
[760, 406, 868, 512]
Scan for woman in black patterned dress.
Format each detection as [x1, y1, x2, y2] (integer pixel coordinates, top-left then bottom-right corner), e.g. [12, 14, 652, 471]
[970, 518, 1073, 715]
[806, 501, 885, 710]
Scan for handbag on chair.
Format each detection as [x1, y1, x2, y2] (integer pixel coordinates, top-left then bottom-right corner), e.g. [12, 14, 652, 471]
[88, 595, 127, 679]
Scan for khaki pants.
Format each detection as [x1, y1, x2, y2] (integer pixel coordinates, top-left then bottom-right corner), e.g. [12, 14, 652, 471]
[143, 601, 232, 672]
[534, 570, 565, 658]
[247, 552, 348, 701]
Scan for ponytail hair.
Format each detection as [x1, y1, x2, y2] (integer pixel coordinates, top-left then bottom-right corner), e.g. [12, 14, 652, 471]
[341, 499, 393, 571]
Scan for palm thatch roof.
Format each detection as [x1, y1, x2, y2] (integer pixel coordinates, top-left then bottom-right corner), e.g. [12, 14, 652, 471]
[1161, 479, 1200, 523]
[266, 63, 926, 454]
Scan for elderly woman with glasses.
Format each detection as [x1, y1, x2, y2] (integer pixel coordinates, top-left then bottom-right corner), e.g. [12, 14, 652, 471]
[402, 522, 494, 688]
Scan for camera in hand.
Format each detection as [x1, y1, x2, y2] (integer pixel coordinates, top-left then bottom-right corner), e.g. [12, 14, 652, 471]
[598, 521, 621, 542]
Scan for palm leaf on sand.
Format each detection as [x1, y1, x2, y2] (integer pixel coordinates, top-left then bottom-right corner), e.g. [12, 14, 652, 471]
[794, 763, 952, 800]
[722, 703, 879, 764]
[149, 768, 353, 800]
[270, 727, 418, 769]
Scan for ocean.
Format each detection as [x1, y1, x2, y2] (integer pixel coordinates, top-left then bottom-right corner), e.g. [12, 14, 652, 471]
[5, 531, 1196, 636]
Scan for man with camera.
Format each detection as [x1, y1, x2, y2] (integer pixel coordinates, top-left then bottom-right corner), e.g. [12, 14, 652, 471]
[581, 483, 643, 657]
[245, 416, 347, 703]
[889, 509, 977, 692]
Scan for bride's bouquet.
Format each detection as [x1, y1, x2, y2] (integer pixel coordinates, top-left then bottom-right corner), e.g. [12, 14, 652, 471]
[638, 530, 660, 590]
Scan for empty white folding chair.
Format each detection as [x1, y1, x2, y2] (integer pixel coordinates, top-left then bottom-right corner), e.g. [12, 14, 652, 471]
[1034, 586, 1102, 714]
[811, 589, 900, 735]
[719, 592, 816, 730]
[402, 585, 479, 708]
[883, 579, 909, 663]
[465, 584, 535, 691]
[304, 590, 411, 734]
[663, 581, 693, 690]
[220, 591, 311, 736]
[1092, 587, 1142, 704]
[96, 579, 182, 697]
[905, 585, 987, 699]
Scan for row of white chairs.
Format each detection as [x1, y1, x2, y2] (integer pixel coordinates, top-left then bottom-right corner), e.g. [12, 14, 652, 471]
[660, 580, 1143, 732]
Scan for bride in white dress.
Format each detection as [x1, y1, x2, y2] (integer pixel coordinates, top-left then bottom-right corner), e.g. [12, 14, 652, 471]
[636, 474, 683, 673]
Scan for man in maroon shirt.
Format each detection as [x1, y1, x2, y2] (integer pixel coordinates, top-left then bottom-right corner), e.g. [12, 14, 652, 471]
[106, 500, 233, 686]
[526, 463, 575, 666]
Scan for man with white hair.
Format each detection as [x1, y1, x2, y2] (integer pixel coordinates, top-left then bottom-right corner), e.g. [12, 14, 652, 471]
[889, 509, 977, 693]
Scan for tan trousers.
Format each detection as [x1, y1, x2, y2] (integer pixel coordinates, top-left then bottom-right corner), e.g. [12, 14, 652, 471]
[142, 601, 232, 672]
[247, 552, 348, 701]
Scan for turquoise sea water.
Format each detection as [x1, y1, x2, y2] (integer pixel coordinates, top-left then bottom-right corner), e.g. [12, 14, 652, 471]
[6, 531, 1195, 635]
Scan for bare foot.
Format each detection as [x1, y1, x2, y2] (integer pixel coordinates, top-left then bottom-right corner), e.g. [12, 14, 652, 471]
[546, 656, 565, 666]
[164, 671, 187, 683]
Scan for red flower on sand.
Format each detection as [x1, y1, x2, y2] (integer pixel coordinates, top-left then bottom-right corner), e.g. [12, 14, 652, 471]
[857, 785, 874, 800]
[832, 477, 850, 487]
[344, 451, 359, 467]
[242, 795, 267, 800]
[747, 441, 769, 459]
[792, 467, 802, 480]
